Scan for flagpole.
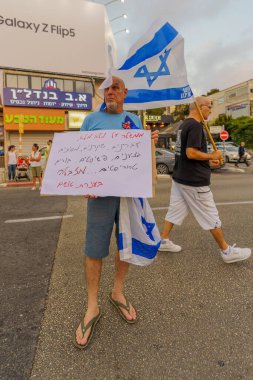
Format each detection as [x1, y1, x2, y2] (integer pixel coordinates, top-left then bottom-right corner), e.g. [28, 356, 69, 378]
[194, 101, 217, 151]
[142, 110, 157, 197]
[194, 100, 224, 166]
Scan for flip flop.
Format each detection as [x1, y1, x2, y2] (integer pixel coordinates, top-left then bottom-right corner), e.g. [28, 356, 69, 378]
[109, 294, 137, 324]
[74, 310, 102, 349]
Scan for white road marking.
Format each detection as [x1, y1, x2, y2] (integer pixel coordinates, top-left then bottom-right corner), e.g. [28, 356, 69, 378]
[152, 201, 253, 211]
[4, 215, 73, 224]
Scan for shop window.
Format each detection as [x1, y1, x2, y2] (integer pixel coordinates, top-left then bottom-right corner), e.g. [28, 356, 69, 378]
[55, 79, 63, 91]
[76, 81, 85, 93]
[18, 75, 28, 88]
[31, 76, 42, 89]
[6, 74, 18, 88]
[64, 80, 74, 92]
[84, 81, 94, 95]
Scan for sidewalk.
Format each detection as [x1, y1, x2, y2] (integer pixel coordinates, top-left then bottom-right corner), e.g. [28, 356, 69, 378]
[30, 195, 253, 380]
[0, 181, 33, 188]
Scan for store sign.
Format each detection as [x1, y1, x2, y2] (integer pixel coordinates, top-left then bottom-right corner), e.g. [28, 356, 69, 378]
[0, 0, 115, 77]
[146, 115, 162, 122]
[226, 103, 247, 111]
[3, 87, 92, 110]
[68, 111, 91, 129]
[3, 107, 65, 131]
[210, 125, 224, 134]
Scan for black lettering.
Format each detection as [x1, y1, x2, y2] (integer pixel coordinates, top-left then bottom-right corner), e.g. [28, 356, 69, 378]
[69, 28, 75, 37]
[42, 23, 48, 32]
[25, 22, 33, 30]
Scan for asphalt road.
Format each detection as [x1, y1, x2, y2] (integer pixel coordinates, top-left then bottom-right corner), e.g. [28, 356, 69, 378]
[0, 189, 67, 380]
[1, 164, 253, 380]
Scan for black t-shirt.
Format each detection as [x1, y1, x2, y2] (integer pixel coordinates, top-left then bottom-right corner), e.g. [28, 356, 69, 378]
[172, 118, 211, 186]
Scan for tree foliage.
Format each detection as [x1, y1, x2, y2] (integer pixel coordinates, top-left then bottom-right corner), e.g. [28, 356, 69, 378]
[206, 88, 220, 96]
[213, 115, 253, 148]
[172, 104, 190, 122]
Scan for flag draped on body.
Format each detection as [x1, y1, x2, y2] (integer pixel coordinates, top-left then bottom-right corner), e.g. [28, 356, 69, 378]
[100, 19, 194, 110]
[119, 197, 161, 266]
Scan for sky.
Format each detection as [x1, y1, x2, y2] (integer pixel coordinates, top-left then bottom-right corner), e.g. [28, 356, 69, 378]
[94, 0, 253, 96]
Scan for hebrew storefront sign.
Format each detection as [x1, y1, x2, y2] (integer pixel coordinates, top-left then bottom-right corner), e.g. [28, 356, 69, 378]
[3, 107, 65, 131]
[3, 87, 92, 110]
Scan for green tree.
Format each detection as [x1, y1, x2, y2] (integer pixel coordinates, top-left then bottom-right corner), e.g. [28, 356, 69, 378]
[206, 88, 220, 96]
[172, 104, 189, 122]
[213, 115, 253, 148]
[146, 108, 166, 116]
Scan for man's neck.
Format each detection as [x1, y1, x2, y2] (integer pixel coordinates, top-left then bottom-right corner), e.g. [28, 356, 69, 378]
[104, 108, 124, 115]
[187, 111, 202, 122]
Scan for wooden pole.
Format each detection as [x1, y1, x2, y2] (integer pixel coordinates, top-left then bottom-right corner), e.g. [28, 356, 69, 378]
[142, 111, 157, 197]
[194, 101, 217, 151]
[194, 101, 224, 165]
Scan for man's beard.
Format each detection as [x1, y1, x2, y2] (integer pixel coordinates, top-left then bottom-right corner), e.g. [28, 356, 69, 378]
[106, 101, 118, 113]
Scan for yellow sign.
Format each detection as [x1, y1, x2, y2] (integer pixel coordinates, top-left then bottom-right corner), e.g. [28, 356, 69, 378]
[68, 111, 91, 129]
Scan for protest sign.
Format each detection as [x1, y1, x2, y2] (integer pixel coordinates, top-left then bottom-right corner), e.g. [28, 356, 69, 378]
[41, 130, 152, 197]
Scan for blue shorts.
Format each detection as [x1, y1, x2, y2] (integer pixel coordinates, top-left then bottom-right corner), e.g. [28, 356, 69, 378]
[85, 197, 120, 259]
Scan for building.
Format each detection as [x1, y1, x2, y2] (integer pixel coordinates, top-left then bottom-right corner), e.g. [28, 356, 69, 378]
[208, 79, 253, 121]
[1, 69, 104, 156]
[0, 0, 115, 182]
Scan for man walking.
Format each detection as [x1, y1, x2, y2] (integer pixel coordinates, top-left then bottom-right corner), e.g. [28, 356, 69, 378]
[74, 76, 159, 349]
[159, 97, 251, 264]
[235, 142, 250, 167]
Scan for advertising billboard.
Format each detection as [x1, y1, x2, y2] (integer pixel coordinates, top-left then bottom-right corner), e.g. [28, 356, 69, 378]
[0, 0, 116, 77]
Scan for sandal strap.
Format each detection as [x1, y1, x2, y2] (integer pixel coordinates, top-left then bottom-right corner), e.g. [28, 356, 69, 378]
[80, 313, 100, 337]
[112, 297, 130, 313]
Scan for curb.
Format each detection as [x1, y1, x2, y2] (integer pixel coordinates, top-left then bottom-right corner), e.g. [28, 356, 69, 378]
[0, 181, 33, 188]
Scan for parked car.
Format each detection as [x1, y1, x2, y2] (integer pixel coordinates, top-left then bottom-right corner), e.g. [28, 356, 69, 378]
[208, 144, 251, 163]
[156, 148, 175, 174]
[218, 145, 251, 163]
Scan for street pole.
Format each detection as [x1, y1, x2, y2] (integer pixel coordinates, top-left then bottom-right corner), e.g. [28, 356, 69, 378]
[18, 115, 24, 156]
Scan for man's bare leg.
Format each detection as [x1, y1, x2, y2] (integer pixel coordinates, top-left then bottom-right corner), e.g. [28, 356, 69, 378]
[76, 257, 102, 345]
[210, 227, 229, 250]
[161, 220, 174, 239]
[111, 251, 136, 321]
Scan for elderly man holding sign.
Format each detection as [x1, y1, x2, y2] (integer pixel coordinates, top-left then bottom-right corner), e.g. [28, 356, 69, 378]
[74, 76, 159, 349]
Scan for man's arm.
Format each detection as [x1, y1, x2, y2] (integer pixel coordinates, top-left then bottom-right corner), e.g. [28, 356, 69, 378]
[186, 147, 223, 161]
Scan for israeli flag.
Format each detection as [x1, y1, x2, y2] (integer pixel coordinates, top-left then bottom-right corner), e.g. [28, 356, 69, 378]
[101, 19, 194, 110]
[118, 197, 161, 266]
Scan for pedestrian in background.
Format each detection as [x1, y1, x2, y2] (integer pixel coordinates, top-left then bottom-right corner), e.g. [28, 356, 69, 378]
[159, 97, 251, 264]
[44, 139, 52, 164]
[30, 143, 42, 190]
[6, 145, 17, 181]
[235, 142, 250, 167]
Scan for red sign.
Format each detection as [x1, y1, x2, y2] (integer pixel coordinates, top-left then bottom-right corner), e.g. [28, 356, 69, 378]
[220, 130, 229, 141]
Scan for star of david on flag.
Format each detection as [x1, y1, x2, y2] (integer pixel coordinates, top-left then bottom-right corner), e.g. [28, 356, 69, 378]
[100, 19, 194, 110]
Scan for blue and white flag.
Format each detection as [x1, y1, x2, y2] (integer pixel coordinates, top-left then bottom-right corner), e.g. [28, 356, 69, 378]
[119, 197, 161, 266]
[100, 19, 194, 110]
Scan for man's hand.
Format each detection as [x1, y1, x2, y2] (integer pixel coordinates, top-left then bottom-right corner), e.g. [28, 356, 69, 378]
[84, 194, 98, 198]
[210, 150, 223, 161]
[151, 130, 159, 144]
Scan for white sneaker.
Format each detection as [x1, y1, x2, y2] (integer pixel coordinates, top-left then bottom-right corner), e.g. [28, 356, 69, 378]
[31, 187, 36, 190]
[159, 239, 182, 252]
[221, 244, 252, 263]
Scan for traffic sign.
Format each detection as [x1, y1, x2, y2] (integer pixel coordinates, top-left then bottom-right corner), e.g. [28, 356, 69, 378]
[220, 130, 229, 141]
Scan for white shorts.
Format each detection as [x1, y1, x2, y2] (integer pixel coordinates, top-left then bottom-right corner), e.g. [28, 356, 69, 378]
[165, 180, 221, 230]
